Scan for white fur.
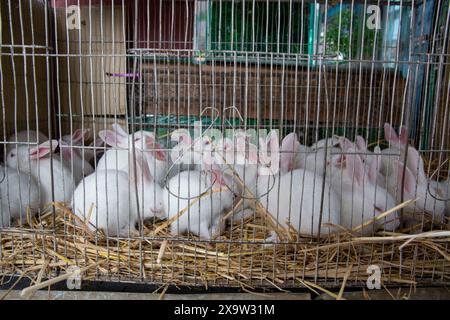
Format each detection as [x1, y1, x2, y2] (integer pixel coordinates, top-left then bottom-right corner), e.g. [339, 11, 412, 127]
[381, 123, 446, 223]
[163, 170, 233, 239]
[257, 169, 341, 237]
[330, 142, 399, 235]
[258, 131, 340, 237]
[96, 124, 168, 185]
[0, 166, 40, 227]
[6, 140, 75, 209]
[59, 136, 95, 184]
[72, 152, 165, 237]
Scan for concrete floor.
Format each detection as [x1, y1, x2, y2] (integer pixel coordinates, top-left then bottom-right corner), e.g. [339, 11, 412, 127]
[1, 287, 450, 300]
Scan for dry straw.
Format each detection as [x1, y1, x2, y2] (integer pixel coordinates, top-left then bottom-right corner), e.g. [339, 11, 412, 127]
[1, 196, 450, 294]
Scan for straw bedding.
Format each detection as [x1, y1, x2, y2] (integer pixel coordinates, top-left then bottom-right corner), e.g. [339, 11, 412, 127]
[1, 199, 450, 293]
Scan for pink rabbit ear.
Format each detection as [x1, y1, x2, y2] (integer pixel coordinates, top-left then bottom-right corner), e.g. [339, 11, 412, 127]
[367, 153, 381, 184]
[72, 128, 91, 144]
[130, 151, 153, 184]
[339, 137, 354, 151]
[355, 135, 367, 152]
[142, 133, 166, 161]
[58, 140, 73, 160]
[384, 123, 400, 145]
[139, 131, 155, 147]
[258, 131, 280, 174]
[211, 169, 226, 186]
[333, 154, 346, 168]
[345, 150, 365, 186]
[396, 161, 416, 195]
[405, 147, 426, 180]
[111, 123, 128, 137]
[99, 130, 128, 148]
[152, 142, 166, 161]
[30, 140, 58, 160]
[267, 130, 280, 168]
[399, 126, 409, 146]
[280, 132, 299, 172]
[267, 130, 279, 153]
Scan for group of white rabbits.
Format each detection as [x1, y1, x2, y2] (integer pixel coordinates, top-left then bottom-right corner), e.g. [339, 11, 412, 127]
[1, 122, 449, 240]
[257, 124, 449, 238]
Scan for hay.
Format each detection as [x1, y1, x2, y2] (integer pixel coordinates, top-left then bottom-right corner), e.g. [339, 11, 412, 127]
[1, 200, 450, 293]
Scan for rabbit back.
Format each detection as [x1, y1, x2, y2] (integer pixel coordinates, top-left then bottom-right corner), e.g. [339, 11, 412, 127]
[257, 169, 340, 237]
[72, 170, 137, 237]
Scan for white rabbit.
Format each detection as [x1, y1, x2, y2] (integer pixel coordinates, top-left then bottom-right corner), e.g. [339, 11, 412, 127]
[86, 136, 105, 165]
[256, 133, 341, 237]
[257, 130, 281, 177]
[257, 130, 340, 236]
[59, 130, 95, 184]
[138, 131, 168, 185]
[384, 157, 447, 225]
[282, 132, 344, 177]
[213, 133, 259, 202]
[381, 123, 447, 224]
[61, 128, 100, 164]
[163, 163, 234, 239]
[169, 128, 214, 172]
[97, 124, 168, 185]
[96, 124, 130, 172]
[279, 132, 311, 174]
[0, 165, 40, 227]
[366, 145, 388, 189]
[429, 178, 450, 217]
[170, 129, 197, 171]
[330, 140, 399, 235]
[7, 130, 48, 155]
[72, 151, 165, 237]
[354, 135, 373, 162]
[381, 123, 427, 183]
[6, 140, 74, 209]
[440, 178, 450, 215]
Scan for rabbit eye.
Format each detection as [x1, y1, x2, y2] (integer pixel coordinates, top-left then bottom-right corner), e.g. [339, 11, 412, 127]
[10, 153, 15, 158]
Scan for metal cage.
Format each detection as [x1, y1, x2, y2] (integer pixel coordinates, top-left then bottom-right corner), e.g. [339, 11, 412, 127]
[0, 0, 449, 292]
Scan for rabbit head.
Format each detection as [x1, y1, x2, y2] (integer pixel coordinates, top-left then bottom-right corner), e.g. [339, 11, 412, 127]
[383, 123, 427, 182]
[280, 132, 304, 174]
[99, 124, 167, 180]
[212, 133, 259, 198]
[6, 139, 59, 174]
[129, 150, 165, 220]
[333, 139, 399, 233]
[355, 135, 373, 162]
[170, 128, 212, 168]
[389, 159, 447, 224]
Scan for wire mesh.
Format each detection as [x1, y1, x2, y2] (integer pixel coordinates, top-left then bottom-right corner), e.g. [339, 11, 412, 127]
[0, 0, 449, 290]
